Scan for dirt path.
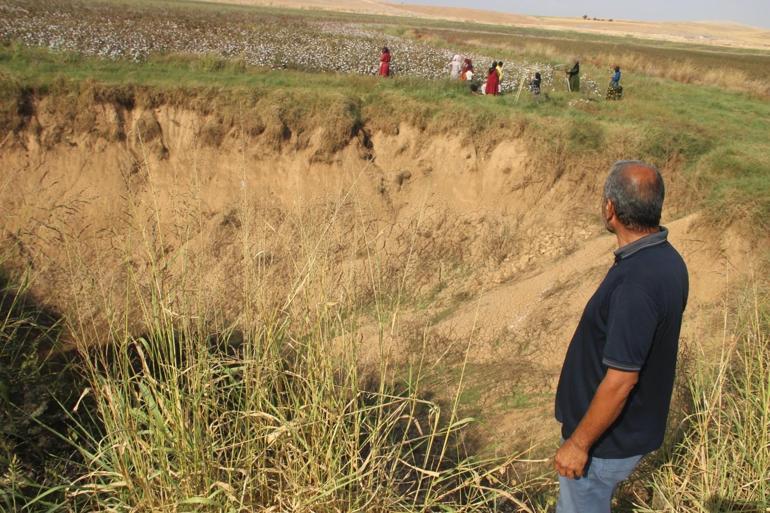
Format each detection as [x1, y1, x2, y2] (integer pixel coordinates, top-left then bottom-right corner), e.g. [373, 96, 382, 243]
[365, 211, 747, 454]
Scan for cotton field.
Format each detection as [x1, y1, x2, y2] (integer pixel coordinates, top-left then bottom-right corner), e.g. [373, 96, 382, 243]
[0, 0, 602, 96]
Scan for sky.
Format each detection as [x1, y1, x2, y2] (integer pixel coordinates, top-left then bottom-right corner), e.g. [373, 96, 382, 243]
[404, 0, 770, 29]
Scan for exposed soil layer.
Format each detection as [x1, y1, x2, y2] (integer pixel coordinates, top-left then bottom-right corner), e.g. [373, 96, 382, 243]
[0, 91, 755, 452]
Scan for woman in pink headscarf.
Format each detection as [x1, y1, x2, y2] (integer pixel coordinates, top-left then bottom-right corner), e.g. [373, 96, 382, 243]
[379, 47, 391, 77]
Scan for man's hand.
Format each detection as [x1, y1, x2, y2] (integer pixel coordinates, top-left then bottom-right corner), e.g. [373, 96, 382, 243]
[554, 438, 589, 479]
[554, 369, 639, 479]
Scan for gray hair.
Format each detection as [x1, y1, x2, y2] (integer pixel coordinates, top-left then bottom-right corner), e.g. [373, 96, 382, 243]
[603, 160, 665, 230]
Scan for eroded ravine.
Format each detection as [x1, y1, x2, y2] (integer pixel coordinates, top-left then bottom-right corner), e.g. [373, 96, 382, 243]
[0, 94, 752, 453]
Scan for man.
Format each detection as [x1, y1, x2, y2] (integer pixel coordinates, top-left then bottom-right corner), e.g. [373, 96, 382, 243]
[607, 66, 623, 100]
[566, 60, 580, 92]
[554, 161, 689, 513]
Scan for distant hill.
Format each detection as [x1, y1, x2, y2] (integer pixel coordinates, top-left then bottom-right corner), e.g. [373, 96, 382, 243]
[195, 0, 770, 50]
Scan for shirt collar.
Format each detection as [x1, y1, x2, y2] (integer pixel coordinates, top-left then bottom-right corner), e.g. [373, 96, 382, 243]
[614, 227, 668, 261]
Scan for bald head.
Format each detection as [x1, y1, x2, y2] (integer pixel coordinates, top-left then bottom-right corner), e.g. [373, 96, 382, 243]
[603, 161, 665, 231]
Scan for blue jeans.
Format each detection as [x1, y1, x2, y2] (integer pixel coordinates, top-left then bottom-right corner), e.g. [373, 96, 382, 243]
[556, 453, 643, 513]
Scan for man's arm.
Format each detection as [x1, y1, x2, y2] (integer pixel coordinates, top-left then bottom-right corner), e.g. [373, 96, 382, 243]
[554, 368, 639, 479]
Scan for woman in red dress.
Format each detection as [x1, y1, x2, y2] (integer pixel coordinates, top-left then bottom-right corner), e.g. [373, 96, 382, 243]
[379, 47, 391, 77]
[485, 62, 499, 95]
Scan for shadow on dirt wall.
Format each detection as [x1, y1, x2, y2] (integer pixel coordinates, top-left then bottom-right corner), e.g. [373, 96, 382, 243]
[0, 269, 89, 499]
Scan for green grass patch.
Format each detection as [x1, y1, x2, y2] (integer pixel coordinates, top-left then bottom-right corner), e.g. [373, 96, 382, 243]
[567, 119, 606, 152]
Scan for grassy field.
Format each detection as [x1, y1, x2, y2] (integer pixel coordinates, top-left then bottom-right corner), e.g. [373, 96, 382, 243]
[1, 0, 769, 510]
[398, 25, 770, 82]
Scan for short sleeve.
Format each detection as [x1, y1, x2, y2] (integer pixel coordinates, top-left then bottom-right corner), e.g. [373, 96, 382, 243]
[603, 283, 660, 371]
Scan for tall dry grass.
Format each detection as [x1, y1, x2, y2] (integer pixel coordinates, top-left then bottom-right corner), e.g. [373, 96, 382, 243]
[584, 53, 770, 97]
[0, 124, 553, 511]
[636, 283, 769, 511]
[70, 294, 546, 511]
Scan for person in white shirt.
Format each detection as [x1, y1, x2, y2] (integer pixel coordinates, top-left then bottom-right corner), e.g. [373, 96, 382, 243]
[448, 54, 463, 79]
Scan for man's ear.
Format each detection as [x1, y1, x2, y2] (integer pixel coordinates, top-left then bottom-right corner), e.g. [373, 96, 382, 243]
[604, 199, 615, 222]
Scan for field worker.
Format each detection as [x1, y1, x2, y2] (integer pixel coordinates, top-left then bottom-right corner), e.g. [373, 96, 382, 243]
[461, 58, 474, 81]
[378, 47, 391, 77]
[530, 72, 542, 96]
[449, 54, 463, 79]
[485, 62, 499, 95]
[610, 66, 621, 88]
[554, 160, 688, 513]
[607, 66, 623, 100]
[566, 59, 580, 92]
[495, 60, 504, 93]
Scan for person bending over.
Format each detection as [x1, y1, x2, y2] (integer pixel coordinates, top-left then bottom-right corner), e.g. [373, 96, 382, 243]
[530, 72, 541, 96]
[566, 59, 580, 92]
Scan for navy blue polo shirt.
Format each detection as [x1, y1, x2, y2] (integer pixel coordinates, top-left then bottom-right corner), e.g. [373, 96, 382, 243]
[555, 227, 688, 458]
